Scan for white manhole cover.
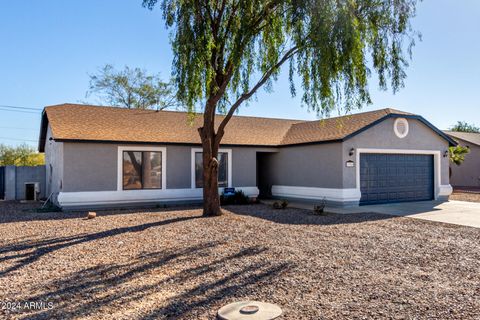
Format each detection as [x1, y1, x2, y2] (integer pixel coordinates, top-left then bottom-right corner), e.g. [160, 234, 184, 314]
[217, 301, 282, 320]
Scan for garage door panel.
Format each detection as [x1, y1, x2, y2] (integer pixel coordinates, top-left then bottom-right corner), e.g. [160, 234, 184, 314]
[360, 153, 434, 205]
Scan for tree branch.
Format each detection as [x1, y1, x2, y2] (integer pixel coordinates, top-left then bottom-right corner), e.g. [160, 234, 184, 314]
[215, 46, 299, 144]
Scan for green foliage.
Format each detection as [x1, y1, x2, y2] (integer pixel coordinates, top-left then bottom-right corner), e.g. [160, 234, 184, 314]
[220, 190, 250, 205]
[0, 144, 45, 166]
[449, 146, 470, 166]
[87, 64, 179, 110]
[450, 121, 480, 133]
[143, 0, 419, 116]
[35, 203, 62, 213]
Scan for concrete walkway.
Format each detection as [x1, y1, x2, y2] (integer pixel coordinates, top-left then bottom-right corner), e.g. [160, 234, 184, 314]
[331, 200, 480, 228]
[264, 199, 480, 228]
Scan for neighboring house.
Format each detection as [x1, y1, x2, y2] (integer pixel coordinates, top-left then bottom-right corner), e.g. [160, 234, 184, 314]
[38, 104, 456, 209]
[444, 131, 480, 188]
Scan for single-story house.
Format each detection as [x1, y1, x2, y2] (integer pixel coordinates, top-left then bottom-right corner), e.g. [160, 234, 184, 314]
[38, 104, 456, 209]
[444, 131, 480, 188]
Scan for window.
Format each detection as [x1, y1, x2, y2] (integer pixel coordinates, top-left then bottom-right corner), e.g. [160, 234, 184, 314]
[194, 151, 229, 188]
[123, 151, 162, 190]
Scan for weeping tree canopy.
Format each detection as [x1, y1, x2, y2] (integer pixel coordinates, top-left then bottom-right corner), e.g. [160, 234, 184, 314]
[143, 0, 419, 116]
[143, 0, 419, 216]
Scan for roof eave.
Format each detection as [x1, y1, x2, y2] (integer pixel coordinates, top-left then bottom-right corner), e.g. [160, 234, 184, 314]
[342, 113, 458, 146]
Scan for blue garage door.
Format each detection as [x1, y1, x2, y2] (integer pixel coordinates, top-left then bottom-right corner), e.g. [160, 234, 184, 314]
[360, 154, 434, 205]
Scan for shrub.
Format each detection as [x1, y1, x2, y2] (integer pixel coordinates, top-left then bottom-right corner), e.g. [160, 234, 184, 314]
[313, 198, 327, 215]
[35, 202, 62, 213]
[273, 200, 288, 210]
[221, 190, 250, 205]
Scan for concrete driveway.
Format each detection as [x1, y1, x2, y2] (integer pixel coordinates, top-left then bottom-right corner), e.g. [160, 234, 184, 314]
[330, 200, 480, 228]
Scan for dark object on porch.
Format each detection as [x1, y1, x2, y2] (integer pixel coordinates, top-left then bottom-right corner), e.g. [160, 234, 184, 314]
[220, 190, 250, 205]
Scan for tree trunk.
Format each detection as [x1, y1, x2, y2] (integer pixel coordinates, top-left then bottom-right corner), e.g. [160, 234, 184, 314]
[199, 99, 223, 217]
[202, 145, 222, 216]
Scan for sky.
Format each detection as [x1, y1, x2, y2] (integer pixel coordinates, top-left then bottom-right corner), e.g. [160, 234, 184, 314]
[0, 0, 479, 147]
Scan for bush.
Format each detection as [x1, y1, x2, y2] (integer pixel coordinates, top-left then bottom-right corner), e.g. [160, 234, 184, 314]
[35, 202, 62, 213]
[273, 200, 288, 210]
[221, 190, 250, 205]
[313, 198, 327, 215]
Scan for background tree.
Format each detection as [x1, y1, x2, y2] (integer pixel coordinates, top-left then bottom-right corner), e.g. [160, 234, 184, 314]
[0, 144, 45, 166]
[87, 64, 179, 110]
[143, 0, 419, 216]
[450, 121, 480, 133]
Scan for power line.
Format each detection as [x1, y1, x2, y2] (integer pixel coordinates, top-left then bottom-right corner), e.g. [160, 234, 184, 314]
[0, 126, 38, 131]
[0, 107, 41, 114]
[0, 104, 43, 111]
[0, 136, 38, 143]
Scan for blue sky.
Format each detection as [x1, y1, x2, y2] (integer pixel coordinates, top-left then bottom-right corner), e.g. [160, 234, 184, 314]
[0, 0, 479, 147]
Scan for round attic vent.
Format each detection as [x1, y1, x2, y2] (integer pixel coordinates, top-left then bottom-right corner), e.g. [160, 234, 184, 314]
[394, 118, 409, 138]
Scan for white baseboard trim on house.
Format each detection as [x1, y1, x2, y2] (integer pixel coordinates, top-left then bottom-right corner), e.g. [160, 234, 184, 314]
[271, 185, 361, 203]
[438, 184, 453, 197]
[58, 186, 259, 208]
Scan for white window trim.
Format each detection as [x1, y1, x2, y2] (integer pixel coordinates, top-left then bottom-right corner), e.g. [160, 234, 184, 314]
[117, 146, 167, 191]
[191, 148, 233, 189]
[354, 148, 450, 200]
[394, 118, 409, 139]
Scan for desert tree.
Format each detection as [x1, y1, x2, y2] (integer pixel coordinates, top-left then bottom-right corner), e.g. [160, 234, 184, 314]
[87, 64, 179, 110]
[450, 121, 480, 133]
[143, 0, 419, 216]
[0, 144, 45, 166]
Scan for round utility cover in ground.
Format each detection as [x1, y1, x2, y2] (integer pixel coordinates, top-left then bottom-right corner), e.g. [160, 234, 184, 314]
[217, 301, 282, 320]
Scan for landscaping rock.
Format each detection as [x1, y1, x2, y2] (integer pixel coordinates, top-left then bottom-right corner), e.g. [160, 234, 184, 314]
[0, 202, 479, 319]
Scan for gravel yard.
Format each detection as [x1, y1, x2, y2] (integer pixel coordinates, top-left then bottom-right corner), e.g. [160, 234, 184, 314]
[1, 202, 479, 319]
[450, 190, 480, 203]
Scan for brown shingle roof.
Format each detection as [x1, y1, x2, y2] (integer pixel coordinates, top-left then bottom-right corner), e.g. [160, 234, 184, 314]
[281, 108, 412, 145]
[444, 131, 480, 147]
[39, 103, 430, 151]
[43, 104, 302, 147]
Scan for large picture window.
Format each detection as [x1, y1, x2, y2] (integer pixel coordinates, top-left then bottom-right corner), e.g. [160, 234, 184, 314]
[123, 151, 162, 190]
[194, 151, 229, 188]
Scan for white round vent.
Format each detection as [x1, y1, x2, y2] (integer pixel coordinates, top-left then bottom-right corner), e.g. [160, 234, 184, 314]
[394, 118, 409, 138]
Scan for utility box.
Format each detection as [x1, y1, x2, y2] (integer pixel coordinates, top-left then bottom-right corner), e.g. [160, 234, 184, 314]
[25, 182, 40, 201]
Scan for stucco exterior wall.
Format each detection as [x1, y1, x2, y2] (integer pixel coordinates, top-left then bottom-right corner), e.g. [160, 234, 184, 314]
[341, 118, 450, 188]
[266, 143, 344, 188]
[62, 143, 118, 192]
[60, 143, 262, 192]
[44, 125, 64, 202]
[450, 138, 480, 187]
[15, 166, 46, 200]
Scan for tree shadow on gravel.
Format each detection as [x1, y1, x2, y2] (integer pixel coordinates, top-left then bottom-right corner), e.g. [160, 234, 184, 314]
[226, 204, 395, 226]
[16, 242, 291, 320]
[0, 215, 199, 277]
[0, 202, 202, 224]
